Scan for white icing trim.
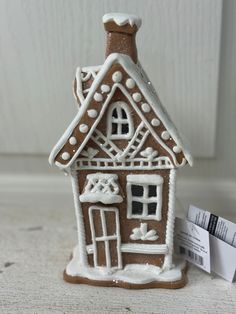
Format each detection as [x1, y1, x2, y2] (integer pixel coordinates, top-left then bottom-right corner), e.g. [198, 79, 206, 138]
[78, 80, 181, 168]
[91, 129, 122, 159]
[130, 223, 159, 241]
[112, 71, 122, 83]
[102, 13, 142, 29]
[82, 87, 90, 95]
[121, 243, 167, 254]
[132, 92, 142, 102]
[80, 147, 98, 159]
[161, 131, 170, 140]
[88, 206, 122, 270]
[80, 193, 123, 204]
[107, 101, 134, 140]
[80, 173, 123, 204]
[136, 61, 159, 99]
[49, 53, 193, 168]
[81, 65, 102, 73]
[94, 92, 103, 102]
[126, 78, 135, 89]
[101, 84, 110, 93]
[75, 65, 102, 104]
[87, 173, 118, 180]
[127, 174, 163, 185]
[140, 147, 158, 160]
[173, 146, 182, 153]
[87, 109, 98, 118]
[70, 168, 88, 266]
[69, 137, 77, 145]
[66, 248, 186, 284]
[163, 169, 176, 270]
[79, 124, 88, 133]
[151, 118, 160, 126]
[120, 122, 149, 159]
[116, 84, 186, 167]
[75, 67, 83, 103]
[75, 157, 173, 170]
[61, 152, 70, 160]
[126, 174, 163, 221]
[141, 103, 150, 113]
[87, 243, 168, 255]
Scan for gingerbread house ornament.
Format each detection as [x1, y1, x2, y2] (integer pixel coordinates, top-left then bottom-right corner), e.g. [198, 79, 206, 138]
[49, 13, 193, 289]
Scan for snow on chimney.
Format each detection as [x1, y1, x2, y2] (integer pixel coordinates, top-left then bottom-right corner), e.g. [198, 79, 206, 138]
[103, 13, 141, 63]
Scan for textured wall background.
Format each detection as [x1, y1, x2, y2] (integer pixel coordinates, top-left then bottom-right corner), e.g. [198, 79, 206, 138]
[0, 0, 221, 156]
[1, 0, 236, 181]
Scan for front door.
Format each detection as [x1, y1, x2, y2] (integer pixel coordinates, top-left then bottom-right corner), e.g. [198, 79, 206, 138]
[89, 206, 122, 270]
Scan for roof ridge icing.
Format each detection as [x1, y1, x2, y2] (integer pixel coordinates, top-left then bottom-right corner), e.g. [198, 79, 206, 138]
[103, 13, 142, 29]
[49, 53, 193, 169]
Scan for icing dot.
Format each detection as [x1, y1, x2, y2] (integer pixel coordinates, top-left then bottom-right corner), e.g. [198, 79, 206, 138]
[87, 109, 98, 118]
[69, 136, 77, 145]
[173, 146, 182, 153]
[61, 152, 70, 160]
[141, 103, 150, 112]
[161, 131, 170, 140]
[94, 92, 103, 102]
[151, 118, 160, 126]
[112, 71, 123, 83]
[101, 84, 110, 93]
[79, 124, 89, 133]
[126, 78, 135, 89]
[132, 92, 142, 102]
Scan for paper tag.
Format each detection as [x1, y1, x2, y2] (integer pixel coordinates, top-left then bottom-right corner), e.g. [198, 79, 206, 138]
[210, 234, 236, 282]
[187, 205, 236, 282]
[174, 217, 211, 273]
[188, 205, 236, 248]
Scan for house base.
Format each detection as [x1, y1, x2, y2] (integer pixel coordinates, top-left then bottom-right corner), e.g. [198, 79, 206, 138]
[63, 246, 188, 289]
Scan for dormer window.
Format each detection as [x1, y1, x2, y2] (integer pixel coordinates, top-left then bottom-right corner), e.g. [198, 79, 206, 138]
[108, 101, 133, 140]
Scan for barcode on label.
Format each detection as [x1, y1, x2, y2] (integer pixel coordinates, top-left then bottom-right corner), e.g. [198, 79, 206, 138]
[179, 246, 204, 266]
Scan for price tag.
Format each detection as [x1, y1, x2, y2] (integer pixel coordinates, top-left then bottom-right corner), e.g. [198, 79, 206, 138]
[174, 217, 211, 273]
[187, 205, 236, 282]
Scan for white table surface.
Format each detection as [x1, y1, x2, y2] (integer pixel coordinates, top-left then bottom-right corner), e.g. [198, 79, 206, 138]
[0, 177, 235, 314]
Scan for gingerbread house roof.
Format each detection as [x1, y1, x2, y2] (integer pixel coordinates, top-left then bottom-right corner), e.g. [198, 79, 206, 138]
[74, 65, 102, 105]
[49, 53, 193, 169]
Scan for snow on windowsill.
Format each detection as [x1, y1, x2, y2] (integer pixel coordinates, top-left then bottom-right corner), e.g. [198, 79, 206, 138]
[79, 192, 123, 204]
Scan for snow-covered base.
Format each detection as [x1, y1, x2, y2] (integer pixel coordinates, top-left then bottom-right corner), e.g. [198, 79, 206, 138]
[65, 245, 186, 286]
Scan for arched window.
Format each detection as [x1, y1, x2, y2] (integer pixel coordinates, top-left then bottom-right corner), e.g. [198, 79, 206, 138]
[107, 101, 133, 140]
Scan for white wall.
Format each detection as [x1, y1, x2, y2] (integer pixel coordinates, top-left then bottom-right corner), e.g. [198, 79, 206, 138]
[1, 0, 236, 182]
[182, 0, 236, 180]
[0, 0, 221, 156]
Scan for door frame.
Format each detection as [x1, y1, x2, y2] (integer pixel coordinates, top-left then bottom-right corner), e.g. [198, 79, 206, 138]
[88, 206, 122, 270]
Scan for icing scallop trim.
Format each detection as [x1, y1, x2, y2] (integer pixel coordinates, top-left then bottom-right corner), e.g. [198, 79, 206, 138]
[103, 13, 142, 29]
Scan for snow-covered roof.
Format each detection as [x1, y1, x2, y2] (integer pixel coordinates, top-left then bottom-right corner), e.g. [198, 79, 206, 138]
[103, 13, 142, 29]
[49, 53, 193, 169]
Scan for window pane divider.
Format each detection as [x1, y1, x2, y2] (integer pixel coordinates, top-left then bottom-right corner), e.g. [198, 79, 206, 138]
[95, 235, 118, 241]
[132, 196, 158, 203]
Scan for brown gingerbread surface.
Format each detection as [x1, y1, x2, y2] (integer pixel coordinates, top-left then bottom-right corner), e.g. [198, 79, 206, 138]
[49, 12, 192, 289]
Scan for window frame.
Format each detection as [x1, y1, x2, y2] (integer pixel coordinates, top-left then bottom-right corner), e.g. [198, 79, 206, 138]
[126, 174, 163, 221]
[107, 101, 134, 140]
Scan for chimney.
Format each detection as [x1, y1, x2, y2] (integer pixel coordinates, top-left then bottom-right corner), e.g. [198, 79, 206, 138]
[103, 13, 141, 63]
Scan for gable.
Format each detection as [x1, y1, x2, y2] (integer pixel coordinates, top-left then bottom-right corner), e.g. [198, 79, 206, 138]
[76, 88, 176, 163]
[49, 53, 193, 169]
